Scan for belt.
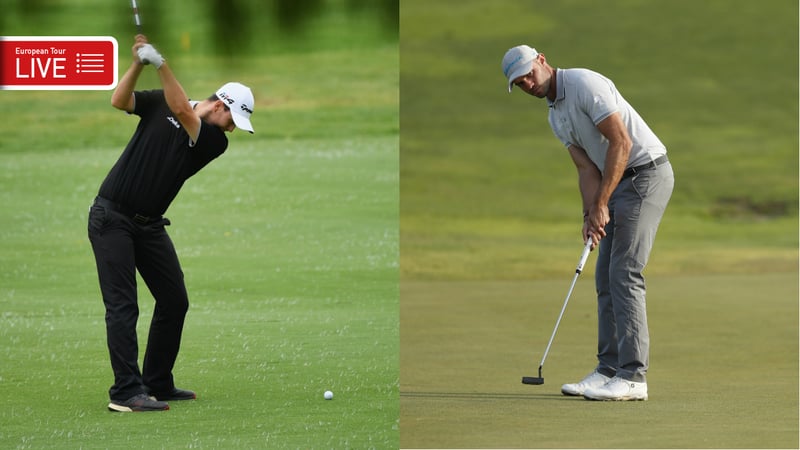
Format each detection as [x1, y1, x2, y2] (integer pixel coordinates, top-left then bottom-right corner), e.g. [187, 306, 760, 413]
[94, 196, 159, 225]
[622, 155, 669, 179]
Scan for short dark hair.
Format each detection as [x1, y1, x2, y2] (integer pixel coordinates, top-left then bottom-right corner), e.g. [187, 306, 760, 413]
[208, 93, 229, 111]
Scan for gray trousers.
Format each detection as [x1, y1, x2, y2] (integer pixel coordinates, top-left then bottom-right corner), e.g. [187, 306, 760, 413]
[595, 162, 674, 383]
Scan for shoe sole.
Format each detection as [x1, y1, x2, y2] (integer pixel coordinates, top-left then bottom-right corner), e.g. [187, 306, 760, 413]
[561, 389, 584, 396]
[107, 402, 170, 412]
[562, 383, 611, 397]
[583, 395, 648, 401]
[150, 393, 196, 401]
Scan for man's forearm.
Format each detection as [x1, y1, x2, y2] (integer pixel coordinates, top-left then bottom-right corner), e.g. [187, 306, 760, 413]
[156, 62, 191, 117]
[578, 167, 601, 217]
[111, 62, 144, 111]
[156, 62, 201, 141]
[594, 141, 629, 209]
[593, 112, 632, 210]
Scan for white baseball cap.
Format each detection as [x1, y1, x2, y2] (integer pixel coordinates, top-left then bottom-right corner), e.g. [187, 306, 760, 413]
[502, 45, 539, 93]
[215, 82, 255, 133]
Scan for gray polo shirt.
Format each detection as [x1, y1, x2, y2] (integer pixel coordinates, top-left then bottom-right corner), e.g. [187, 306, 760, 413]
[546, 68, 666, 174]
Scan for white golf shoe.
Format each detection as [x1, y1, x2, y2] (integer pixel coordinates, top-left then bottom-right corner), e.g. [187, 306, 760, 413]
[583, 376, 648, 401]
[561, 370, 611, 396]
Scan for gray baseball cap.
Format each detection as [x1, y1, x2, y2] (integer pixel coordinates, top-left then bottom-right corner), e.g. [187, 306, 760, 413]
[502, 45, 538, 93]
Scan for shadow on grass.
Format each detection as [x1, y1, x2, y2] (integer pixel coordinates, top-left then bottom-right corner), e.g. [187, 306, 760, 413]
[400, 391, 576, 401]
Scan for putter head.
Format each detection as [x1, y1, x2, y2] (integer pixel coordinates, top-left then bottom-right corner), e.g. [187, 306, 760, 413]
[521, 376, 544, 385]
[521, 365, 545, 385]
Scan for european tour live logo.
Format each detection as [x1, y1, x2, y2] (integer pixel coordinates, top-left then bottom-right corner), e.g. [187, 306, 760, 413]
[0, 36, 118, 90]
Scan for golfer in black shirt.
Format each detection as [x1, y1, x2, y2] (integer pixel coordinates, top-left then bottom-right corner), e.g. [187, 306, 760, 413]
[88, 35, 255, 412]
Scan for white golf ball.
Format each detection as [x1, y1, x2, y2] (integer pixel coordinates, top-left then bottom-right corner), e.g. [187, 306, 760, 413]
[324, 390, 333, 400]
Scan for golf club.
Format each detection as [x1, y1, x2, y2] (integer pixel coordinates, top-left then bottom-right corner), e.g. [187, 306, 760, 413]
[131, 0, 142, 33]
[522, 236, 594, 385]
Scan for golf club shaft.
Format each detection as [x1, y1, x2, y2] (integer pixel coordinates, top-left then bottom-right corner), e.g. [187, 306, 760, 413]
[537, 237, 593, 368]
[131, 0, 142, 33]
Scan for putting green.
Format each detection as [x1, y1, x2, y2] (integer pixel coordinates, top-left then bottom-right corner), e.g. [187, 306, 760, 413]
[400, 272, 798, 448]
[398, 1, 798, 445]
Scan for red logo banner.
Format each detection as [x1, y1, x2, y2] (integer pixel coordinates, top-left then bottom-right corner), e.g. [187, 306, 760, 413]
[1, 37, 118, 90]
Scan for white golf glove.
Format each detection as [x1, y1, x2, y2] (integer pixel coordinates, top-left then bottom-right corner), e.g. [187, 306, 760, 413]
[137, 44, 164, 69]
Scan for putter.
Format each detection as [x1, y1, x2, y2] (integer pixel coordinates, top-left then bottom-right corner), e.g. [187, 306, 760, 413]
[131, 0, 142, 33]
[522, 236, 594, 385]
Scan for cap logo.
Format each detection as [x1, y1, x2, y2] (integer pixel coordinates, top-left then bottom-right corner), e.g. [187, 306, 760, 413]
[218, 91, 235, 105]
[503, 55, 523, 77]
[240, 103, 253, 114]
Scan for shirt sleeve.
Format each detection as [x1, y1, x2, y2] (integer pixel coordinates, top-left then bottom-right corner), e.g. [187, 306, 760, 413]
[190, 120, 228, 159]
[576, 73, 619, 125]
[132, 90, 165, 117]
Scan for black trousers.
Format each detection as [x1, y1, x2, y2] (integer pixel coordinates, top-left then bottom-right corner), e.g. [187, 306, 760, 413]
[88, 200, 188, 401]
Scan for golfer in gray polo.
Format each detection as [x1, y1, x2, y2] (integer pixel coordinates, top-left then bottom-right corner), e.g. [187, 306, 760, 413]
[502, 44, 674, 401]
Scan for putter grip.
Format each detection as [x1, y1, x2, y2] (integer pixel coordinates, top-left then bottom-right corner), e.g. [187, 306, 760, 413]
[575, 238, 593, 273]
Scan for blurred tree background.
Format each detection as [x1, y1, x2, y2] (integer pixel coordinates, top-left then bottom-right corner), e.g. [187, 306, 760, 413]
[0, 0, 398, 57]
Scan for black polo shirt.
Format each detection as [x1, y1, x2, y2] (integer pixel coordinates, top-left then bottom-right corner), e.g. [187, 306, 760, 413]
[98, 90, 228, 216]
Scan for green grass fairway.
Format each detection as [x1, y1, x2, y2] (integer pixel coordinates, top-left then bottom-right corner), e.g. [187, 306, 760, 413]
[400, 273, 798, 448]
[0, 113, 398, 449]
[0, 95, 398, 449]
[0, 3, 398, 447]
